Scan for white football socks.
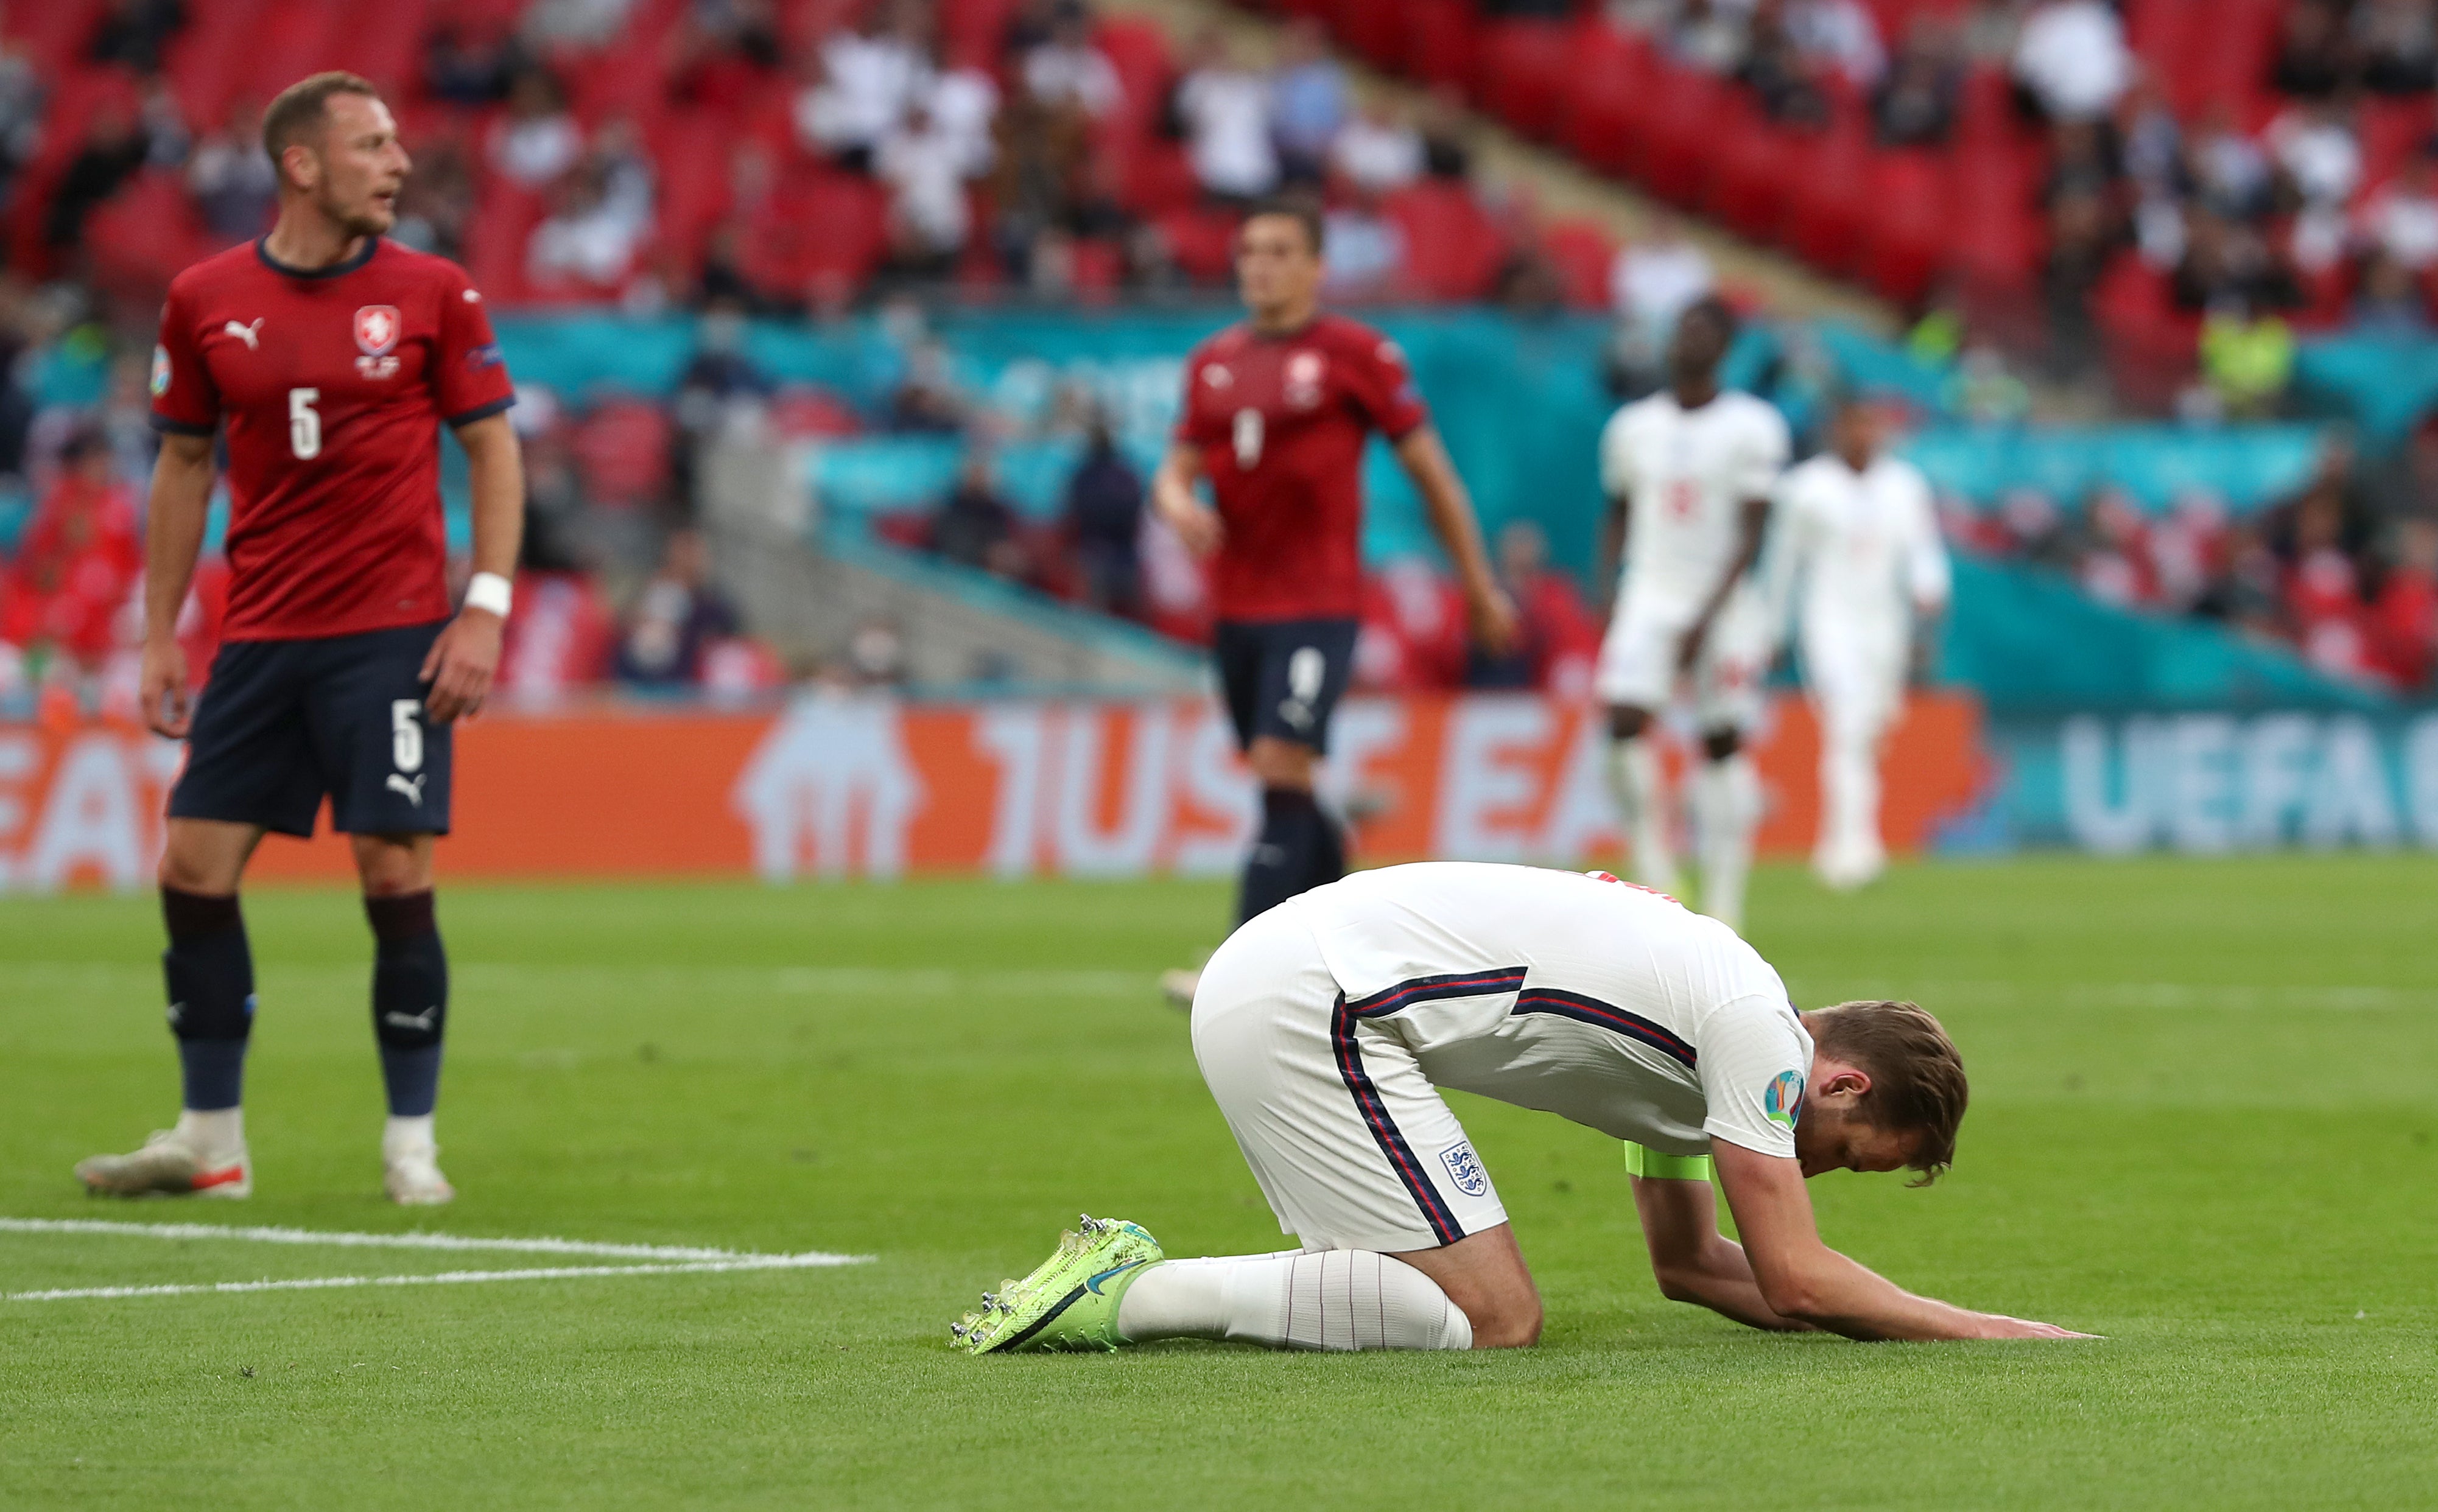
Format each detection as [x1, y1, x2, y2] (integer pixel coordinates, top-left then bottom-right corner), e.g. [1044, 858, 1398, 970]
[1116, 1250, 1475, 1351]
[1815, 727, 1886, 889]
[1604, 735, 1679, 892]
[1691, 752, 1762, 933]
[382, 1114, 437, 1161]
[175, 1107, 244, 1161]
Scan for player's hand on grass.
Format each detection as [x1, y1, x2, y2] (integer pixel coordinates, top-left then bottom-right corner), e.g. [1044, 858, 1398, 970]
[1975, 1314, 2100, 1340]
[1167, 502, 1224, 558]
[1469, 583, 1521, 656]
[140, 638, 191, 740]
[421, 607, 504, 724]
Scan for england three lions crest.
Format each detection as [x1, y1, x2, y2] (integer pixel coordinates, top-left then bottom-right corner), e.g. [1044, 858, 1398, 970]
[354, 304, 401, 379]
[1438, 1140, 1489, 1198]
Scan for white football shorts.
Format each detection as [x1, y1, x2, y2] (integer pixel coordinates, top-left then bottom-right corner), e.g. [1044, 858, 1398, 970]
[1190, 901, 1509, 1254]
[1594, 585, 1775, 732]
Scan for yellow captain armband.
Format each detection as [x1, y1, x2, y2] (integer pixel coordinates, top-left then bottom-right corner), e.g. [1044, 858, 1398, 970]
[1623, 1142, 1713, 1181]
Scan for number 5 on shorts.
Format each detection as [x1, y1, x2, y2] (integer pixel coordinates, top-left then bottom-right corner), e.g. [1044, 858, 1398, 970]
[391, 699, 423, 773]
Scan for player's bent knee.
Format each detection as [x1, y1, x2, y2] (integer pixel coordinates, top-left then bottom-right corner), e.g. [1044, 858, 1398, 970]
[353, 835, 434, 896]
[1245, 737, 1318, 789]
[1463, 1295, 1544, 1349]
[1608, 705, 1652, 741]
[1702, 727, 1742, 762]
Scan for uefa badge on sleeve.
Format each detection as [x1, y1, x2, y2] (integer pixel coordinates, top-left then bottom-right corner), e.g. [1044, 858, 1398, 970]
[1763, 1069, 1805, 1130]
[354, 304, 401, 380]
[149, 344, 170, 397]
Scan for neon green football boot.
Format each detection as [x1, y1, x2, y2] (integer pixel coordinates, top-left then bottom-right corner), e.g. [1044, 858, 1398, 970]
[950, 1214, 1164, 1354]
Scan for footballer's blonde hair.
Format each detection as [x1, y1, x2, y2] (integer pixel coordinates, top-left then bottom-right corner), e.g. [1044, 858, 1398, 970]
[1806, 999, 1968, 1186]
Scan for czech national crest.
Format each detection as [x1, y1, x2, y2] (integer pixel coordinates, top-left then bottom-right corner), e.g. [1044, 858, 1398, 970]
[354, 304, 400, 355]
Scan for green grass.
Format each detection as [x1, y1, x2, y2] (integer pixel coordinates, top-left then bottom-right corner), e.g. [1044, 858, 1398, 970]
[3, 856, 2436, 1509]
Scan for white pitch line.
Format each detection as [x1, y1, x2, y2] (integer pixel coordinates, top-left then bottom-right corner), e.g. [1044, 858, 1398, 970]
[0, 1216, 848, 1263]
[8, 1253, 859, 1304]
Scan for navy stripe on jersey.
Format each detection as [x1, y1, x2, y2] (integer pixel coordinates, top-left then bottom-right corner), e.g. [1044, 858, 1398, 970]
[1343, 967, 1530, 1018]
[1512, 987, 1698, 1070]
[1329, 995, 1465, 1245]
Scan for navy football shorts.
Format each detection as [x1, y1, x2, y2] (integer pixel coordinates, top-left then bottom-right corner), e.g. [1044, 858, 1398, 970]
[1214, 617, 1359, 755]
[168, 620, 454, 838]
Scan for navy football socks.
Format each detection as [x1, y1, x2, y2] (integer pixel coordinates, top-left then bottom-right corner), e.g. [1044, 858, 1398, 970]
[1235, 787, 1346, 925]
[365, 891, 448, 1118]
[162, 887, 255, 1111]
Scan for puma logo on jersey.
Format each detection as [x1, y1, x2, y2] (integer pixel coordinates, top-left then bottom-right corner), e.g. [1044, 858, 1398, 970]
[387, 772, 426, 805]
[382, 1007, 438, 1033]
[223, 318, 263, 350]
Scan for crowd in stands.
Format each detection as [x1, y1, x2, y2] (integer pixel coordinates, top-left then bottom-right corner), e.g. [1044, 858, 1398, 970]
[1945, 429, 2438, 690]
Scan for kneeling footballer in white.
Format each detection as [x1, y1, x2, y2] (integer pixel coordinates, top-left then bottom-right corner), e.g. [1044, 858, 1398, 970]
[1771, 396, 1950, 891]
[953, 863, 2089, 1353]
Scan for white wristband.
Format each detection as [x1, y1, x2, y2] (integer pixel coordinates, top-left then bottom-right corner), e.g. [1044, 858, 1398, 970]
[463, 572, 513, 618]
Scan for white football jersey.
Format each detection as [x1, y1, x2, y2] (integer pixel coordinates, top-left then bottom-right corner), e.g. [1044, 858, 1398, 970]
[1600, 390, 1791, 618]
[1293, 862, 1813, 1160]
[1772, 452, 1951, 645]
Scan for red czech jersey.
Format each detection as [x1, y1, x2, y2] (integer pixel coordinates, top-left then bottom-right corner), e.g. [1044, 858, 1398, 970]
[1174, 313, 1428, 622]
[150, 237, 516, 642]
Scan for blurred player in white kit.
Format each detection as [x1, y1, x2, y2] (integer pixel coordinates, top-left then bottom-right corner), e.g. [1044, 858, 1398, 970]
[1771, 396, 1950, 891]
[1595, 297, 1790, 931]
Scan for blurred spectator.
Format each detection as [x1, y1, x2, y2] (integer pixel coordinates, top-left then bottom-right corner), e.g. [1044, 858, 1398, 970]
[0, 38, 40, 208]
[2149, 489, 2232, 612]
[877, 100, 983, 270]
[1175, 30, 1279, 201]
[2174, 209, 2299, 312]
[2264, 96, 2361, 270]
[490, 69, 584, 189]
[2281, 478, 2372, 677]
[2011, 0, 2131, 123]
[1874, 20, 1961, 147]
[391, 135, 477, 261]
[932, 453, 1021, 574]
[669, 0, 783, 104]
[1786, 0, 1885, 91]
[0, 429, 140, 674]
[1609, 211, 1716, 337]
[1321, 187, 1407, 299]
[1023, 7, 1123, 120]
[616, 528, 739, 686]
[1668, 0, 1753, 75]
[1061, 416, 1144, 616]
[1331, 99, 1424, 195]
[2356, 144, 2438, 271]
[2351, 251, 2431, 337]
[524, 0, 638, 49]
[1467, 519, 1597, 690]
[925, 45, 1002, 175]
[1740, 2, 1833, 128]
[187, 100, 278, 244]
[2074, 486, 2156, 607]
[989, 80, 1094, 281]
[672, 298, 773, 509]
[2368, 514, 2438, 688]
[2357, 0, 2438, 94]
[2198, 298, 2297, 419]
[88, 0, 184, 73]
[1269, 18, 1348, 185]
[887, 341, 969, 433]
[529, 161, 648, 292]
[1417, 90, 1474, 180]
[1998, 486, 2076, 569]
[846, 616, 908, 685]
[45, 103, 150, 251]
[2189, 103, 2276, 223]
[798, 5, 929, 168]
[138, 75, 190, 170]
[2271, 0, 2355, 100]
[1495, 244, 1567, 316]
[424, 24, 518, 106]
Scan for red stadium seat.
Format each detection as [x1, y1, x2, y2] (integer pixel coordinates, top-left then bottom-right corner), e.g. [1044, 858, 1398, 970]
[1334, 0, 1407, 72]
[1155, 205, 1240, 283]
[571, 397, 675, 508]
[1476, 18, 1576, 139]
[1701, 105, 1796, 242]
[1402, 0, 1478, 95]
[1780, 125, 1875, 275]
[1537, 219, 1616, 311]
[1558, 24, 1658, 177]
[1385, 180, 1507, 301]
[1634, 69, 1737, 208]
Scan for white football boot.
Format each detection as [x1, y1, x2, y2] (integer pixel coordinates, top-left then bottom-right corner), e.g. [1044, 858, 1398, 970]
[382, 1128, 455, 1206]
[76, 1129, 252, 1199]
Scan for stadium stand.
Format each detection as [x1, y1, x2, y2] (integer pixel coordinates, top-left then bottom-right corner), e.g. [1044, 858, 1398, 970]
[0, 0, 2434, 718]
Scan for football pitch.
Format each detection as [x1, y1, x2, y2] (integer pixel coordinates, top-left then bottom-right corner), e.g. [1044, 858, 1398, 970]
[2, 856, 2433, 1509]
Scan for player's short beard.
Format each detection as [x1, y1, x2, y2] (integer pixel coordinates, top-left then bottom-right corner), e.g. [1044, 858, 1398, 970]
[317, 182, 394, 240]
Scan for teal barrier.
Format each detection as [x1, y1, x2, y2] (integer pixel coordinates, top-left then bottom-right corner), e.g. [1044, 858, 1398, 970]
[2292, 334, 2438, 442]
[1899, 424, 2327, 513]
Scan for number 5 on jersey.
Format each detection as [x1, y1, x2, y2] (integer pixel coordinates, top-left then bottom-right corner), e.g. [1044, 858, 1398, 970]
[289, 387, 320, 459]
